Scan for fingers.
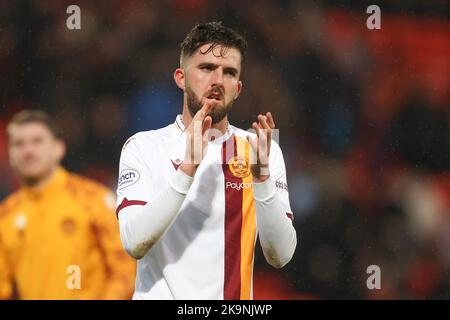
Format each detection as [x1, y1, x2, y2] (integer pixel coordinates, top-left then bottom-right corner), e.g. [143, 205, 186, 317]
[246, 135, 257, 165]
[251, 119, 268, 153]
[251, 113, 272, 162]
[255, 114, 272, 143]
[247, 113, 275, 180]
[252, 121, 259, 136]
[193, 100, 213, 122]
[258, 114, 268, 130]
[258, 114, 275, 131]
[254, 113, 275, 130]
[266, 112, 275, 129]
[202, 116, 212, 136]
[246, 135, 257, 152]
[258, 115, 270, 144]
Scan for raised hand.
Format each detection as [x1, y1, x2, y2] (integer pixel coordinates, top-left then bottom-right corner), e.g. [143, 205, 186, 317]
[180, 101, 213, 177]
[247, 112, 276, 182]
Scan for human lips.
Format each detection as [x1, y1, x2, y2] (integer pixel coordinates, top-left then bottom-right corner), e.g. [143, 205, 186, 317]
[206, 90, 223, 101]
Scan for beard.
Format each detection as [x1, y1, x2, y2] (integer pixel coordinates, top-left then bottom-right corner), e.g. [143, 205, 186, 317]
[14, 160, 54, 187]
[186, 86, 234, 124]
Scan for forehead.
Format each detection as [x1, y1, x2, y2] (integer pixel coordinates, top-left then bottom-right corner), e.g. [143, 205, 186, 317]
[189, 44, 242, 68]
[9, 122, 53, 139]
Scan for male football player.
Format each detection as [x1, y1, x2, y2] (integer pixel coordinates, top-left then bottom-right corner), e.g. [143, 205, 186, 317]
[116, 21, 297, 299]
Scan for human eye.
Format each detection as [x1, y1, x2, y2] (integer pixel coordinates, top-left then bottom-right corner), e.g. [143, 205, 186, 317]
[200, 65, 213, 72]
[224, 69, 237, 77]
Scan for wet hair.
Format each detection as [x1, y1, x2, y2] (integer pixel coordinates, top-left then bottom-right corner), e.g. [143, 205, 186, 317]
[180, 21, 248, 67]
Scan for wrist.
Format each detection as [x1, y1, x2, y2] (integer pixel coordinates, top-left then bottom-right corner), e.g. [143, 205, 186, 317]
[253, 174, 270, 183]
[180, 163, 198, 177]
[170, 168, 194, 194]
[251, 164, 270, 182]
[253, 177, 276, 202]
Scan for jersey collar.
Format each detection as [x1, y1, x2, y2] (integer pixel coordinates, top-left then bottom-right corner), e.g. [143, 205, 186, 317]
[174, 114, 230, 134]
[174, 114, 185, 132]
[22, 166, 68, 199]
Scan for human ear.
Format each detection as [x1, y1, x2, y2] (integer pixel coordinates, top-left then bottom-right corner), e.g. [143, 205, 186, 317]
[174, 68, 185, 90]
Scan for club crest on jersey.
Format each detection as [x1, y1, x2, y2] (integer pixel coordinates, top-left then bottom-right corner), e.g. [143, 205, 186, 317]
[61, 218, 77, 235]
[118, 169, 140, 189]
[228, 155, 251, 178]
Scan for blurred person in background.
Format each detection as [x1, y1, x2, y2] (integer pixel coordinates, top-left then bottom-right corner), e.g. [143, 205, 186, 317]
[0, 110, 135, 300]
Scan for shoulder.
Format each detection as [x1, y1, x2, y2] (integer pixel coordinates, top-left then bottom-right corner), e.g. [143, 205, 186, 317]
[66, 173, 115, 210]
[122, 123, 178, 151]
[65, 174, 117, 218]
[0, 191, 23, 221]
[68, 173, 110, 194]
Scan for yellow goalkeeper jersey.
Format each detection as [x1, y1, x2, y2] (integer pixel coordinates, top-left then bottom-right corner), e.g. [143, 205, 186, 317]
[0, 167, 135, 299]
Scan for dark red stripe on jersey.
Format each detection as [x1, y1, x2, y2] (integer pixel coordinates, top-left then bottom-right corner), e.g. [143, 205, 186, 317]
[222, 137, 243, 300]
[223, 134, 236, 164]
[175, 117, 184, 132]
[116, 198, 147, 218]
[286, 212, 294, 220]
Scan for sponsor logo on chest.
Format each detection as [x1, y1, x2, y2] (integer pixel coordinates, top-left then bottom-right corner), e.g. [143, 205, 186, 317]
[225, 181, 253, 190]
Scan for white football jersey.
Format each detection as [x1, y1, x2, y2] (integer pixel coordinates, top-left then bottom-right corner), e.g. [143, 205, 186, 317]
[116, 115, 294, 300]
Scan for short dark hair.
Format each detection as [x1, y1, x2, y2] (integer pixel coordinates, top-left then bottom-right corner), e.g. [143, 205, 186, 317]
[180, 21, 248, 67]
[7, 110, 62, 139]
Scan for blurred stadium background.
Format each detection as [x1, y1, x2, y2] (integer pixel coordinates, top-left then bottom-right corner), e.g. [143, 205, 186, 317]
[0, 0, 449, 299]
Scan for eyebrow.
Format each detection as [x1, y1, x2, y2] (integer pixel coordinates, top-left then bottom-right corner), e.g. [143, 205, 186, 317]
[197, 62, 239, 75]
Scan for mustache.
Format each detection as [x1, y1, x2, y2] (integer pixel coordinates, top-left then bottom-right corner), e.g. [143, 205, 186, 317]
[205, 87, 224, 98]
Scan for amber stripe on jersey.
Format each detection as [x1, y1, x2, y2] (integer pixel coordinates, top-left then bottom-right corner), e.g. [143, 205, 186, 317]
[222, 135, 256, 300]
[239, 139, 256, 300]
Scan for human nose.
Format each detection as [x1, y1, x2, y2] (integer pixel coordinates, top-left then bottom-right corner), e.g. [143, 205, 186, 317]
[20, 142, 34, 155]
[211, 68, 224, 85]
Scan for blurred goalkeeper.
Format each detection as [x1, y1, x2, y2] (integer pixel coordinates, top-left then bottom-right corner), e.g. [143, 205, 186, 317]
[0, 110, 135, 299]
[116, 21, 297, 299]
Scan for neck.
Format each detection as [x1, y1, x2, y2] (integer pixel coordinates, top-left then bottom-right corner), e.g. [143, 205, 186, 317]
[22, 166, 58, 192]
[182, 103, 228, 136]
